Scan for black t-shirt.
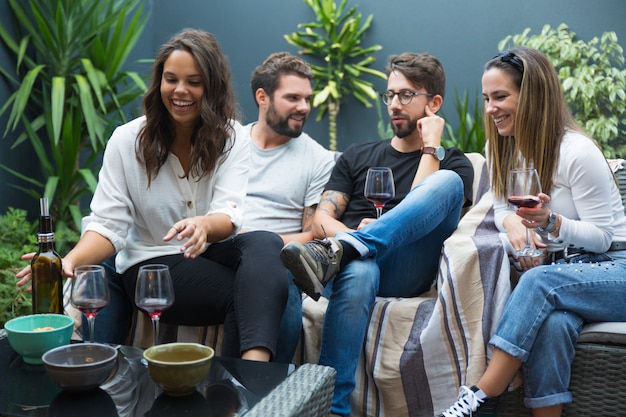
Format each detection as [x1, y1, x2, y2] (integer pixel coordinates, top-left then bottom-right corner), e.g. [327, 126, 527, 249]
[326, 140, 474, 229]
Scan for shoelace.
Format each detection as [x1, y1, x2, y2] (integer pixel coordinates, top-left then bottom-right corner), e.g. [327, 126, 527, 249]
[441, 386, 483, 417]
[304, 238, 337, 262]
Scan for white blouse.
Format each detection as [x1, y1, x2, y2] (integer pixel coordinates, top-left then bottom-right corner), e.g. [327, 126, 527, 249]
[82, 116, 249, 273]
[493, 130, 626, 253]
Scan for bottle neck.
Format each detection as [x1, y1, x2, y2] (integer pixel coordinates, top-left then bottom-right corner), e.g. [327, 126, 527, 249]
[39, 215, 52, 234]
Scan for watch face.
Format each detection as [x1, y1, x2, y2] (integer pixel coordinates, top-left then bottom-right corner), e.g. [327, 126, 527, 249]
[435, 146, 445, 161]
[423, 146, 445, 161]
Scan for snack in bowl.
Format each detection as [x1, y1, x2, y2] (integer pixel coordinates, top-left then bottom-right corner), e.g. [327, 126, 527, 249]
[143, 342, 214, 396]
[4, 314, 74, 365]
[42, 343, 118, 392]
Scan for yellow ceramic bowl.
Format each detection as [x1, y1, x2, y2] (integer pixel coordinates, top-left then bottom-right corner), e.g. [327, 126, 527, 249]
[143, 343, 214, 396]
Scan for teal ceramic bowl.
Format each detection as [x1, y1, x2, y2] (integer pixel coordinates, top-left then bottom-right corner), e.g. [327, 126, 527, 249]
[5, 314, 74, 365]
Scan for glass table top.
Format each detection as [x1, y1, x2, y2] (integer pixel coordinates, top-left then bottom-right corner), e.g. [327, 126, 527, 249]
[0, 332, 294, 417]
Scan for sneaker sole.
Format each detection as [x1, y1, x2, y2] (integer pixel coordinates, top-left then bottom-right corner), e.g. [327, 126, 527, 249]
[280, 247, 325, 301]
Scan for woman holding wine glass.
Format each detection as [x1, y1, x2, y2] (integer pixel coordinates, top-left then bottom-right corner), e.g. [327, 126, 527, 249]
[439, 47, 626, 417]
[16, 29, 289, 362]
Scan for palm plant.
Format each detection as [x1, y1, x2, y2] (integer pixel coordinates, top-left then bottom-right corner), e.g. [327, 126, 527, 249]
[285, 0, 386, 151]
[0, 0, 150, 233]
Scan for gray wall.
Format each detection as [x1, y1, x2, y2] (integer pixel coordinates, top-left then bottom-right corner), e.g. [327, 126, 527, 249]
[1, 0, 625, 215]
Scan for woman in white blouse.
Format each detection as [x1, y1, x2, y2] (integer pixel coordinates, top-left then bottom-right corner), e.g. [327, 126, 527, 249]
[17, 29, 288, 362]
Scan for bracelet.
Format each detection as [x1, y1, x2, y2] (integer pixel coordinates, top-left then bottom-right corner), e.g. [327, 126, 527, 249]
[538, 210, 557, 233]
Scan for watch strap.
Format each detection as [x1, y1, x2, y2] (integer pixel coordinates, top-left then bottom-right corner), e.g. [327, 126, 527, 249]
[538, 210, 557, 233]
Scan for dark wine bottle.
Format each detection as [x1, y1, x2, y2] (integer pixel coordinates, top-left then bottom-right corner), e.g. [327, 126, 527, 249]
[31, 198, 64, 314]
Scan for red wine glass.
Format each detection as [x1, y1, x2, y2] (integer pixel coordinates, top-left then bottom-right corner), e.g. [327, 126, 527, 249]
[364, 167, 395, 218]
[135, 264, 175, 347]
[507, 168, 543, 257]
[71, 265, 110, 343]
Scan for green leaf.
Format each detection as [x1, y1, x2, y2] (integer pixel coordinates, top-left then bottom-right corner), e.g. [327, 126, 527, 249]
[51, 77, 66, 145]
[6, 65, 45, 133]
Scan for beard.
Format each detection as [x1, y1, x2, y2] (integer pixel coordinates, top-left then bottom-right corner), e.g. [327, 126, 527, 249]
[391, 113, 418, 139]
[266, 102, 306, 138]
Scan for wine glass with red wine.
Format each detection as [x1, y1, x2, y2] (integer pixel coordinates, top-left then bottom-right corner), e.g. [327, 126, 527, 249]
[135, 264, 175, 347]
[71, 265, 110, 343]
[508, 168, 543, 257]
[364, 167, 395, 218]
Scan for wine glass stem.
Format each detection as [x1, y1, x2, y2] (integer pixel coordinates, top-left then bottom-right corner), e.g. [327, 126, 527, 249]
[87, 316, 96, 343]
[376, 207, 383, 218]
[152, 316, 160, 347]
[524, 228, 532, 249]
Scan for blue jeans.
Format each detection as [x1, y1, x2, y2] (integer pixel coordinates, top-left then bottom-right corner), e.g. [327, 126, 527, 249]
[491, 251, 626, 409]
[319, 170, 464, 416]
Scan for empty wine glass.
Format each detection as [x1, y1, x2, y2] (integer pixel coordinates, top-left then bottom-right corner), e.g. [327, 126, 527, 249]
[135, 264, 175, 347]
[71, 265, 110, 343]
[364, 167, 395, 218]
[507, 168, 543, 257]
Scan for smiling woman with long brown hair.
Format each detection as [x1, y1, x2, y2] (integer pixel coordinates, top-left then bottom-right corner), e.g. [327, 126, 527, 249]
[17, 29, 289, 362]
[438, 46, 626, 417]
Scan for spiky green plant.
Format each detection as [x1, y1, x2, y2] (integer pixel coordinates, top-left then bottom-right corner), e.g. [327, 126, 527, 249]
[285, 0, 386, 151]
[0, 0, 150, 231]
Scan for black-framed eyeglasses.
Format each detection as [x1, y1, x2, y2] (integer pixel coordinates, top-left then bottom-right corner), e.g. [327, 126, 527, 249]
[381, 90, 433, 105]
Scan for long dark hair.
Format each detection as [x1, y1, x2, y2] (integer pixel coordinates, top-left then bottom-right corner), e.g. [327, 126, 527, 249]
[137, 28, 238, 185]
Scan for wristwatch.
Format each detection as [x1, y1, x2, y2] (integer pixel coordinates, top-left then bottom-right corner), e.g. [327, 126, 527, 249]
[538, 210, 557, 233]
[422, 146, 445, 161]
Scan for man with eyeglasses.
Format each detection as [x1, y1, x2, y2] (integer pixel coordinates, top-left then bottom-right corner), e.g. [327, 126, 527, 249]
[279, 52, 474, 417]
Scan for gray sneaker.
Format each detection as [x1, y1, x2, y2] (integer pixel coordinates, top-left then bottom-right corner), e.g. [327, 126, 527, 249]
[280, 237, 343, 301]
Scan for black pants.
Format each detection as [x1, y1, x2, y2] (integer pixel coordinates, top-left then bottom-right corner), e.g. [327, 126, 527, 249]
[115, 230, 288, 358]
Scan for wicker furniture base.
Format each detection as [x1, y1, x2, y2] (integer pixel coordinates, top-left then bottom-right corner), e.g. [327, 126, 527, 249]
[497, 342, 626, 416]
[246, 363, 336, 417]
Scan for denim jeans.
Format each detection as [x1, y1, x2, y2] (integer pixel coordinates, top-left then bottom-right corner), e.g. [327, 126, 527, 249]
[319, 170, 464, 416]
[490, 250, 626, 409]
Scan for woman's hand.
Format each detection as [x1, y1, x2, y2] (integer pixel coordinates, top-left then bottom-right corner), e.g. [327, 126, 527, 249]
[163, 216, 209, 259]
[15, 253, 76, 291]
[504, 194, 552, 271]
[15, 253, 36, 291]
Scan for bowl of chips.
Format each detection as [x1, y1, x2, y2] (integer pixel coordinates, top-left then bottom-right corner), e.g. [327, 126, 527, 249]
[4, 314, 74, 365]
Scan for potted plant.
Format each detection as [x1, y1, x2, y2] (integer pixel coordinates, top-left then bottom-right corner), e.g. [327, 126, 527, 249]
[285, 0, 386, 151]
[0, 0, 150, 233]
[499, 23, 626, 158]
